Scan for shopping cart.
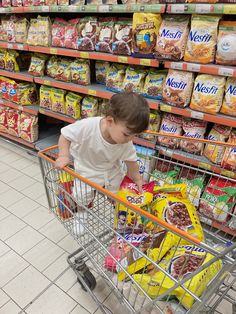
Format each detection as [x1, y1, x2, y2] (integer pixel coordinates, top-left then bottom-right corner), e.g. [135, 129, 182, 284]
[38, 133, 236, 314]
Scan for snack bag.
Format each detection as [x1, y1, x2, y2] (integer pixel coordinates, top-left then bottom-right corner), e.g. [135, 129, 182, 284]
[6, 79, 18, 103]
[57, 0, 69, 5]
[15, 18, 28, 43]
[40, 85, 52, 110]
[81, 96, 98, 118]
[112, 19, 132, 56]
[37, 16, 51, 47]
[7, 110, 20, 137]
[190, 74, 226, 114]
[51, 88, 66, 114]
[5, 51, 20, 72]
[158, 113, 183, 149]
[133, 245, 222, 309]
[98, 99, 110, 117]
[65, 92, 82, 119]
[46, 56, 59, 79]
[221, 77, 236, 116]
[150, 166, 180, 187]
[0, 49, 7, 69]
[51, 18, 66, 48]
[96, 18, 115, 54]
[142, 69, 167, 100]
[77, 17, 97, 51]
[106, 63, 126, 92]
[71, 59, 90, 85]
[162, 69, 194, 107]
[184, 15, 221, 64]
[156, 15, 190, 60]
[2, 17, 16, 43]
[95, 61, 110, 85]
[18, 83, 38, 105]
[221, 130, 236, 171]
[55, 58, 71, 82]
[175, 177, 205, 207]
[123, 66, 147, 93]
[132, 13, 162, 58]
[0, 106, 8, 133]
[65, 19, 80, 50]
[19, 113, 38, 143]
[204, 124, 231, 164]
[27, 19, 38, 46]
[180, 119, 207, 154]
[199, 178, 236, 224]
[140, 112, 161, 141]
[216, 21, 236, 65]
[28, 54, 47, 77]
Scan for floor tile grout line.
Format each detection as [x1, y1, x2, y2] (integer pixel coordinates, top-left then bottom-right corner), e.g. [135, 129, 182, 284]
[0, 296, 25, 313]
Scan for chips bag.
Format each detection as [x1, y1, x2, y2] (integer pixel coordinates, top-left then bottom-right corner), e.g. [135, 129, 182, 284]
[221, 130, 236, 171]
[142, 69, 167, 100]
[216, 21, 236, 65]
[204, 124, 231, 164]
[106, 63, 126, 92]
[51, 88, 66, 114]
[184, 15, 220, 64]
[95, 61, 110, 85]
[221, 77, 236, 117]
[133, 245, 222, 309]
[5, 79, 19, 103]
[65, 92, 82, 119]
[28, 54, 47, 76]
[40, 85, 52, 110]
[158, 113, 183, 149]
[81, 96, 98, 119]
[190, 74, 226, 114]
[71, 59, 90, 86]
[19, 113, 38, 143]
[123, 66, 147, 93]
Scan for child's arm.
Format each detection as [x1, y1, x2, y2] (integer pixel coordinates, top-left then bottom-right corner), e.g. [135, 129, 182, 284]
[55, 135, 71, 169]
[125, 161, 143, 193]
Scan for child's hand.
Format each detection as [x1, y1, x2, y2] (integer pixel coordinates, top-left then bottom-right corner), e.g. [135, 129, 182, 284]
[134, 177, 143, 194]
[55, 156, 70, 169]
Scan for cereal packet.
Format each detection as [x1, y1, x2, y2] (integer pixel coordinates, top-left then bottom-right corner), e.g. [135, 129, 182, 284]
[0, 49, 7, 69]
[156, 15, 190, 60]
[142, 69, 167, 100]
[36, 16, 51, 47]
[221, 77, 236, 116]
[140, 112, 161, 141]
[135, 146, 156, 182]
[7, 110, 20, 137]
[27, 19, 38, 46]
[40, 85, 52, 110]
[221, 129, 236, 171]
[132, 13, 162, 58]
[158, 113, 183, 148]
[55, 58, 71, 82]
[46, 56, 59, 79]
[19, 113, 38, 143]
[180, 119, 207, 154]
[112, 19, 132, 56]
[96, 18, 115, 54]
[28, 54, 48, 77]
[65, 19, 80, 50]
[2, 17, 16, 43]
[51, 88, 66, 114]
[51, 18, 66, 48]
[162, 69, 194, 107]
[18, 83, 38, 105]
[184, 15, 221, 64]
[77, 17, 97, 51]
[98, 99, 110, 116]
[71, 59, 90, 85]
[123, 66, 147, 93]
[5, 51, 20, 72]
[204, 124, 231, 164]
[0, 106, 8, 133]
[106, 63, 126, 92]
[81, 96, 98, 118]
[175, 177, 205, 207]
[65, 92, 82, 119]
[190, 74, 226, 114]
[150, 166, 180, 187]
[15, 18, 28, 43]
[95, 61, 110, 85]
[216, 21, 236, 65]
[5, 79, 19, 103]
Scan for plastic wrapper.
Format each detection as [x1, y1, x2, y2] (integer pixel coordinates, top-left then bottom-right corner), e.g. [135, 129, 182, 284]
[158, 113, 183, 148]
[95, 61, 110, 85]
[51, 18, 66, 48]
[0, 49, 7, 69]
[71, 59, 90, 85]
[190, 74, 226, 114]
[57, 0, 69, 5]
[81, 96, 98, 119]
[184, 15, 220, 64]
[156, 15, 190, 60]
[216, 21, 236, 65]
[40, 85, 52, 110]
[5, 51, 20, 72]
[65, 92, 82, 119]
[77, 17, 97, 51]
[123, 66, 147, 93]
[51, 88, 66, 114]
[19, 113, 38, 143]
[7, 110, 20, 137]
[204, 124, 231, 164]
[0, 106, 8, 133]
[55, 58, 71, 82]
[65, 19, 80, 50]
[46, 56, 59, 79]
[15, 18, 28, 43]
[150, 166, 180, 187]
[221, 130, 236, 171]
[2, 0, 11, 6]
[221, 77, 236, 116]
[27, 16, 51, 47]
[98, 99, 110, 116]
[96, 18, 115, 54]
[2, 17, 16, 43]
[140, 112, 161, 141]
[5, 79, 18, 103]
[18, 83, 38, 105]
[106, 63, 126, 92]
[175, 177, 205, 207]
[112, 19, 132, 56]
[28, 54, 48, 77]
[135, 145, 156, 182]
[143, 69, 166, 100]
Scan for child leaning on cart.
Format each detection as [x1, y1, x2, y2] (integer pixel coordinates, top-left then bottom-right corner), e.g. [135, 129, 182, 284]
[55, 92, 150, 235]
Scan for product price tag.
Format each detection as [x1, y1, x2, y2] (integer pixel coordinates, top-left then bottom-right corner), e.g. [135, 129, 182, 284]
[40, 108, 45, 114]
[140, 59, 151, 66]
[117, 56, 128, 63]
[16, 44, 24, 50]
[7, 43, 13, 49]
[223, 4, 236, 14]
[190, 111, 204, 120]
[88, 89, 96, 96]
[170, 62, 183, 70]
[44, 80, 51, 86]
[42, 5, 49, 12]
[18, 105, 23, 111]
[199, 162, 211, 170]
[161, 147, 173, 158]
[221, 169, 234, 178]
[218, 67, 234, 77]
[195, 4, 212, 13]
[187, 63, 200, 72]
[160, 104, 171, 113]
[80, 52, 89, 59]
[98, 5, 110, 12]
[50, 48, 58, 55]
[169, 4, 186, 13]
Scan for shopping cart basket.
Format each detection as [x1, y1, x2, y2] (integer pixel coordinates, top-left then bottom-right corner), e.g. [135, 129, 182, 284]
[38, 133, 236, 314]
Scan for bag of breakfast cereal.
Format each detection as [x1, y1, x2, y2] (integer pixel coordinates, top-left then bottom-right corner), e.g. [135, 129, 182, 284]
[51, 88, 66, 114]
[221, 130, 236, 171]
[81, 96, 98, 119]
[158, 113, 183, 148]
[123, 66, 147, 93]
[65, 92, 82, 119]
[216, 21, 236, 65]
[77, 17, 97, 51]
[221, 77, 236, 116]
[0, 106, 8, 133]
[40, 85, 52, 110]
[143, 69, 167, 100]
[71, 59, 90, 86]
[140, 112, 161, 141]
[96, 18, 115, 54]
[106, 63, 126, 92]
[95, 61, 110, 85]
[112, 19, 132, 56]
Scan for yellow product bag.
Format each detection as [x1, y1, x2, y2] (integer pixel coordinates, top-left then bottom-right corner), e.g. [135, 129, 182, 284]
[133, 245, 222, 309]
[184, 15, 221, 64]
[190, 74, 226, 114]
[65, 92, 82, 119]
[221, 77, 236, 116]
[18, 83, 38, 105]
[40, 85, 52, 110]
[81, 96, 98, 119]
[71, 59, 90, 86]
[51, 88, 66, 114]
[5, 51, 20, 72]
[106, 63, 126, 92]
[123, 66, 147, 93]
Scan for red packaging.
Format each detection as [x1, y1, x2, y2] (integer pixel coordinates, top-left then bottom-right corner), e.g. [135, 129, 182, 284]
[65, 19, 79, 50]
[221, 130, 236, 171]
[12, 0, 22, 6]
[19, 113, 38, 143]
[22, 0, 32, 5]
[6, 80, 18, 103]
[0, 106, 8, 133]
[7, 110, 20, 137]
[45, 0, 57, 4]
[2, 0, 11, 7]
[52, 18, 66, 48]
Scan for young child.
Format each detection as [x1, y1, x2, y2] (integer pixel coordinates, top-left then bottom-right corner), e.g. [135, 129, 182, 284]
[55, 92, 150, 234]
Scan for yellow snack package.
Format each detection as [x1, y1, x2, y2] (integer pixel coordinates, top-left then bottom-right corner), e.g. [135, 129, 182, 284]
[221, 77, 236, 116]
[221, 129, 236, 170]
[5, 51, 20, 72]
[0, 49, 7, 69]
[40, 85, 52, 110]
[18, 83, 38, 105]
[140, 112, 161, 141]
[65, 92, 82, 119]
[81, 96, 99, 119]
[51, 88, 66, 114]
[184, 15, 221, 64]
[106, 63, 126, 92]
[123, 66, 147, 93]
[190, 74, 226, 114]
[71, 59, 90, 86]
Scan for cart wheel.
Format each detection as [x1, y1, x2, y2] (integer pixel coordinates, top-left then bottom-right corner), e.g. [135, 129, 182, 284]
[77, 270, 96, 291]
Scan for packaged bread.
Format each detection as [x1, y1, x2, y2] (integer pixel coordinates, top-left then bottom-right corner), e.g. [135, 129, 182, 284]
[7, 110, 20, 137]
[221, 77, 236, 116]
[40, 85, 52, 110]
[71, 59, 90, 85]
[19, 113, 38, 143]
[142, 69, 166, 100]
[51, 88, 66, 114]
[180, 119, 207, 154]
[216, 21, 236, 65]
[65, 92, 82, 119]
[123, 66, 147, 93]
[106, 63, 126, 92]
[184, 15, 221, 64]
[221, 130, 236, 171]
[132, 13, 162, 57]
[95, 61, 110, 85]
[190, 74, 226, 114]
[156, 15, 190, 60]
[77, 17, 97, 51]
[204, 124, 231, 164]
[112, 19, 132, 56]
[162, 69, 194, 107]
[96, 18, 115, 54]
[158, 113, 183, 148]
[81, 96, 98, 118]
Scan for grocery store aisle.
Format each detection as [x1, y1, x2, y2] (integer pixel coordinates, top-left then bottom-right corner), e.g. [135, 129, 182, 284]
[0, 139, 127, 314]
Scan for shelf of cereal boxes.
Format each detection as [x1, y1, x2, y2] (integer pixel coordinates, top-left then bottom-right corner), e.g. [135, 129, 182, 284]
[159, 102, 236, 128]
[0, 70, 34, 83]
[156, 144, 236, 180]
[166, 3, 236, 14]
[34, 76, 160, 110]
[0, 98, 38, 115]
[0, 131, 35, 148]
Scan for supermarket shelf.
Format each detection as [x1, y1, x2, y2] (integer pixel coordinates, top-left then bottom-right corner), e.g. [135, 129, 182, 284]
[200, 217, 236, 237]
[0, 131, 35, 148]
[0, 42, 27, 50]
[0, 70, 34, 82]
[156, 144, 236, 179]
[133, 137, 156, 149]
[0, 99, 39, 115]
[34, 76, 159, 110]
[35, 132, 60, 151]
[166, 3, 236, 14]
[159, 103, 236, 128]
[164, 61, 236, 78]
[39, 107, 76, 123]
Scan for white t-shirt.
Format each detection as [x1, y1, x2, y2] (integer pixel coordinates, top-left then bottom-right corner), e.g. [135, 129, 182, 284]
[61, 117, 137, 192]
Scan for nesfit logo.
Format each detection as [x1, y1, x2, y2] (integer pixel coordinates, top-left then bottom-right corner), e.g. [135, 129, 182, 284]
[160, 29, 183, 39]
[185, 132, 202, 139]
[189, 31, 212, 43]
[166, 78, 187, 90]
[160, 124, 177, 133]
[226, 85, 236, 96]
[194, 82, 218, 95]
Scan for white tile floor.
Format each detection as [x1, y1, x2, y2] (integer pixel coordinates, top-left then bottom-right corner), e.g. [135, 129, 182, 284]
[0, 139, 235, 314]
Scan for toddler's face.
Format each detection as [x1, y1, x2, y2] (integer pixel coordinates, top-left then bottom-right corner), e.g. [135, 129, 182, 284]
[109, 120, 136, 144]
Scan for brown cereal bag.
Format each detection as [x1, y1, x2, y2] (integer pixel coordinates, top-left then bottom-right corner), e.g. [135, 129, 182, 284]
[71, 59, 90, 86]
[132, 13, 162, 58]
[156, 15, 190, 60]
[158, 113, 183, 148]
[46, 56, 59, 79]
[95, 61, 110, 85]
[221, 130, 236, 171]
[123, 66, 147, 93]
[143, 69, 167, 100]
[81, 96, 98, 119]
[112, 19, 132, 56]
[162, 69, 194, 107]
[65, 92, 82, 119]
[77, 17, 97, 51]
[190, 74, 226, 114]
[40, 85, 52, 110]
[106, 63, 126, 92]
[96, 18, 115, 54]
[55, 58, 71, 82]
[184, 15, 220, 64]
[221, 77, 236, 116]
[51, 88, 66, 114]
[19, 113, 38, 143]
[216, 21, 236, 65]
